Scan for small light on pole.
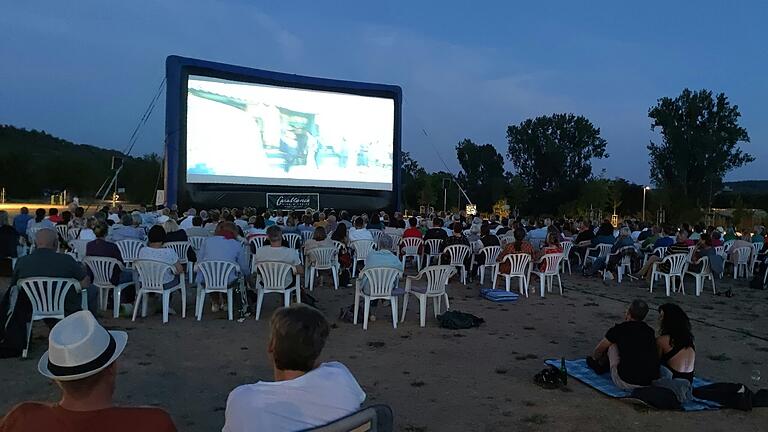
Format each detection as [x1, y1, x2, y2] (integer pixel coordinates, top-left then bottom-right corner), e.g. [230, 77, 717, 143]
[642, 186, 651, 222]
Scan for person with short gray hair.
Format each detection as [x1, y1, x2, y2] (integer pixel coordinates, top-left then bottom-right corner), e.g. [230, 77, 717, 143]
[109, 213, 146, 242]
[252, 225, 303, 278]
[583, 224, 636, 278]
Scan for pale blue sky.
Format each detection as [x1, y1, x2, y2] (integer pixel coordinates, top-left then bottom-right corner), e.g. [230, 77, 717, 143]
[1, 1, 766, 184]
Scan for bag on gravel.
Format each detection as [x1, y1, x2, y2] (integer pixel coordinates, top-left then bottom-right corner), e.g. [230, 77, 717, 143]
[533, 366, 565, 389]
[437, 310, 484, 329]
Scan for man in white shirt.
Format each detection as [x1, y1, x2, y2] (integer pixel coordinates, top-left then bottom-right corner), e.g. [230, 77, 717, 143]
[348, 217, 373, 242]
[223, 305, 365, 432]
[252, 225, 303, 275]
[179, 208, 197, 229]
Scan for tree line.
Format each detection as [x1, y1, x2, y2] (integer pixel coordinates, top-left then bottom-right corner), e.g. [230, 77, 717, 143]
[402, 88, 758, 223]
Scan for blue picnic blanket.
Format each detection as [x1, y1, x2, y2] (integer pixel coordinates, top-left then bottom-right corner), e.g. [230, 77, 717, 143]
[480, 288, 519, 303]
[544, 359, 721, 411]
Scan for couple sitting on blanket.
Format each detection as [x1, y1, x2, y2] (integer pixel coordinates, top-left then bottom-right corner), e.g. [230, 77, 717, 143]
[588, 299, 695, 389]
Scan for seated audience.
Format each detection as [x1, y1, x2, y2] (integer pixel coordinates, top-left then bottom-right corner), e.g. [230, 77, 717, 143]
[588, 299, 659, 389]
[633, 229, 691, 280]
[196, 221, 249, 313]
[330, 223, 349, 246]
[85, 221, 131, 286]
[348, 217, 373, 243]
[402, 217, 422, 239]
[252, 226, 303, 279]
[184, 216, 210, 238]
[537, 232, 563, 271]
[0, 210, 20, 260]
[13, 207, 32, 237]
[0, 311, 177, 431]
[223, 305, 364, 432]
[583, 226, 634, 277]
[656, 303, 695, 382]
[497, 227, 535, 274]
[441, 222, 471, 280]
[110, 214, 146, 242]
[27, 208, 55, 240]
[47, 208, 62, 224]
[304, 226, 334, 265]
[727, 233, 753, 264]
[752, 225, 765, 243]
[137, 226, 183, 288]
[10, 228, 97, 315]
[710, 229, 724, 247]
[366, 213, 385, 231]
[178, 207, 197, 229]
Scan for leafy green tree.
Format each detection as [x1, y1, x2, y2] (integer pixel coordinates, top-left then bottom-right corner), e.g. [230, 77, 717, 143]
[506, 114, 608, 214]
[648, 89, 752, 206]
[455, 139, 507, 212]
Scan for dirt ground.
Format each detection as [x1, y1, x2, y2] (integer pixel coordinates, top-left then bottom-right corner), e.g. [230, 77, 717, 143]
[1, 268, 767, 432]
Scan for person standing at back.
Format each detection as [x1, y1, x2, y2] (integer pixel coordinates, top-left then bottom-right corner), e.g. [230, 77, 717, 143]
[0, 311, 177, 431]
[588, 299, 659, 389]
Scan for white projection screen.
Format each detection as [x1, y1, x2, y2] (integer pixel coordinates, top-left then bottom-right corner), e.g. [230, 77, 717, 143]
[185, 75, 395, 191]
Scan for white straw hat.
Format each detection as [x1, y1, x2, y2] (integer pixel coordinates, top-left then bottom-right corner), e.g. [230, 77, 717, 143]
[38, 311, 127, 382]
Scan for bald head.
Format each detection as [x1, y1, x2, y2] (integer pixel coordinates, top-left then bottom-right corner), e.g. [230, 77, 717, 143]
[35, 228, 58, 249]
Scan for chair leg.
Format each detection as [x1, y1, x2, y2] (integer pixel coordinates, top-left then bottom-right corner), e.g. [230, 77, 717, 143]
[353, 290, 360, 324]
[295, 285, 301, 303]
[23, 321, 33, 359]
[540, 276, 545, 297]
[113, 288, 121, 319]
[400, 293, 409, 322]
[363, 298, 371, 330]
[309, 268, 315, 291]
[283, 291, 290, 307]
[352, 260, 358, 278]
[665, 276, 671, 297]
[227, 290, 234, 321]
[255, 290, 264, 320]
[331, 267, 339, 290]
[180, 286, 186, 319]
[390, 297, 398, 329]
[479, 266, 485, 285]
[419, 295, 426, 327]
[132, 289, 143, 321]
[557, 275, 563, 295]
[141, 293, 148, 317]
[416, 256, 421, 272]
[162, 292, 170, 323]
[432, 296, 439, 318]
[196, 291, 205, 321]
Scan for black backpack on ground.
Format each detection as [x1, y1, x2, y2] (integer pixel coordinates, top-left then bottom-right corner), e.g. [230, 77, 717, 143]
[437, 310, 484, 329]
[0, 286, 31, 358]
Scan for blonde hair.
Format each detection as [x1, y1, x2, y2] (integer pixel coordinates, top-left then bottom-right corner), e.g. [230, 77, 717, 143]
[162, 219, 179, 233]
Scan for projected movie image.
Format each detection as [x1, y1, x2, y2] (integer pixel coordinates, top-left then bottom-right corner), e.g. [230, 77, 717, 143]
[185, 76, 395, 190]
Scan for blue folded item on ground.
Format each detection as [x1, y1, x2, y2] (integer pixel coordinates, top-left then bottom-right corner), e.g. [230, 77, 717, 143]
[544, 358, 721, 412]
[479, 288, 519, 303]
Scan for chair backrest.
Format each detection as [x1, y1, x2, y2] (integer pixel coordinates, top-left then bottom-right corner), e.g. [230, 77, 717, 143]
[539, 253, 563, 275]
[351, 240, 376, 261]
[696, 256, 712, 276]
[164, 241, 190, 263]
[68, 239, 90, 261]
[714, 245, 725, 258]
[250, 236, 268, 251]
[67, 227, 82, 241]
[661, 253, 688, 275]
[359, 267, 402, 297]
[134, 259, 175, 292]
[652, 246, 668, 257]
[502, 253, 531, 275]
[686, 245, 697, 261]
[55, 225, 68, 241]
[723, 240, 735, 252]
[733, 246, 751, 264]
[419, 265, 456, 295]
[300, 230, 315, 241]
[500, 235, 514, 247]
[83, 256, 122, 288]
[254, 261, 295, 291]
[561, 241, 574, 257]
[188, 236, 206, 251]
[400, 237, 423, 255]
[332, 240, 347, 253]
[480, 245, 502, 265]
[283, 233, 301, 249]
[116, 239, 144, 264]
[387, 234, 402, 252]
[425, 239, 443, 255]
[752, 242, 764, 256]
[444, 244, 470, 266]
[197, 260, 239, 292]
[307, 404, 393, 432]
[308, 247, 337, 269]
[596, 243, 612, 259]
[18, 277, 79, 319]
[369, 229, 384, 244]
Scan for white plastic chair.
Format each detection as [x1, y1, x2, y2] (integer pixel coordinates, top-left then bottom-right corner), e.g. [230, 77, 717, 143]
[723, 240, 735, 253]
[18, 277, 84, 358]
[55, 225, 68, 243]
[387, 233, 402, 253]
[369, 229, 384, 244]
[253, 261, 301, 320]
[584, 243, 611, 267]
[531, 253, 563, 297]
[283, 233, 302, 250]
[650, 253, 688, 296]
[332, 240, 347, 253]
[401, 265, 455, 327]
[164, 241, 193, 282]
[400, 237, 423, 272]
[606, 246, 636, 283]
[83, 256, 134, 318]
[116, 239, 144, 268]
[250, 236, 268, 251]
[300, 230, 315, 242]
[444, 244, 471, 284]
[195, 260, 240, 321]
[560, 240, 578, 274]
[685, 256, 715, 296]
[477, 245, 502, 285]
[731, 246, 751, 279]
[306, 247, 339, 291]
[67, 227, 82, 241]
[353, 267, 403, 330]
[68, 239, 90, 262]
[643, 246, 668, 266]
[750, 242, 763, 274]
[495, 253, 532, 296]
[188, 236, 206, 252]
[423, 239, 443, 265]
[351, 240, 376, 277]
[132, 259, 186, 323]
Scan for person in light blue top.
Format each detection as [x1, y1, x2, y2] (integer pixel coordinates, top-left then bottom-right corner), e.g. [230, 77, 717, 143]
[751, 225, 765, 243]
[109, 214, 146, 242]
[196, 221, 250, 313]
[584, 226, 635, 277]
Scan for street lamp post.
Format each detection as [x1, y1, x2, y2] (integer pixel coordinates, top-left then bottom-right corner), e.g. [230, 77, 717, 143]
[642, 186, 650, 222]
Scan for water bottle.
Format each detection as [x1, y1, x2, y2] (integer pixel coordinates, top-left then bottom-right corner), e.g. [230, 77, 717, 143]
[560, 357, 568, 385]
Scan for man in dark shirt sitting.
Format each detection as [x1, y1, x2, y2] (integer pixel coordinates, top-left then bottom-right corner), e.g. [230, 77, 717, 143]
[423, 217, 448, 255]
[441, 223, 472, 281]
[588, 299, 658, 389]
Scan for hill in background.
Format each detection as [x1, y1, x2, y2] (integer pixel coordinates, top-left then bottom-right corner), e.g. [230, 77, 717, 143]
[0, 124, 161, 203]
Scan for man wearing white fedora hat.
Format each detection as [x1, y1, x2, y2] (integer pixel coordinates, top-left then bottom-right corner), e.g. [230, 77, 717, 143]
[0, 311, 177, 431]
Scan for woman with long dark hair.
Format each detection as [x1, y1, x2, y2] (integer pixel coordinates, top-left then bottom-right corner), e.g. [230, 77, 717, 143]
[497, 227, 534, 275]
[657, 303, 696, 382]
